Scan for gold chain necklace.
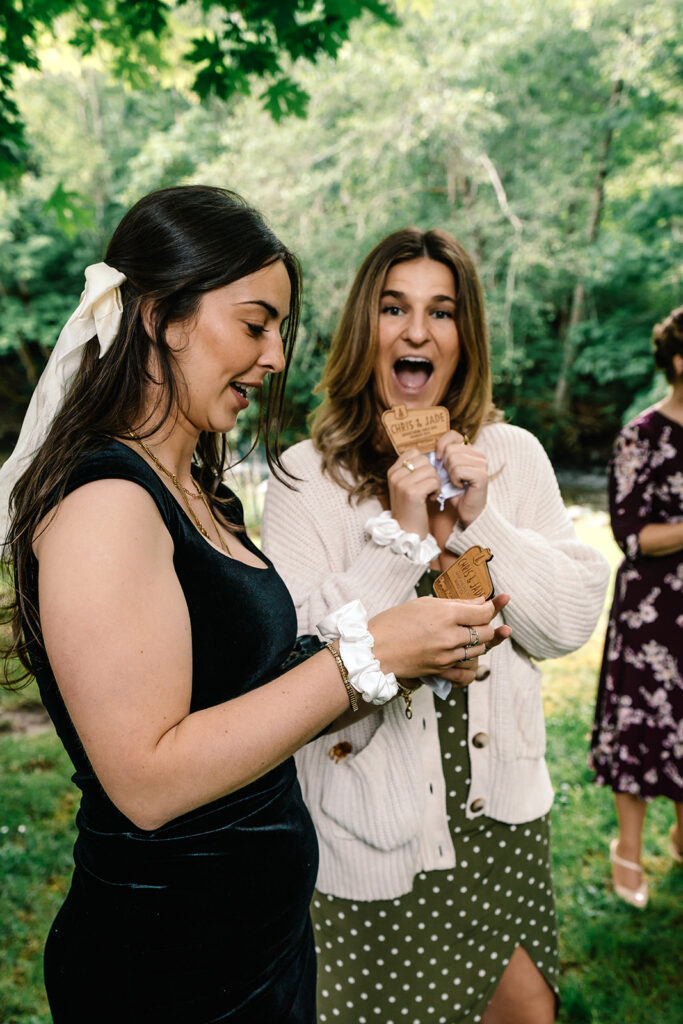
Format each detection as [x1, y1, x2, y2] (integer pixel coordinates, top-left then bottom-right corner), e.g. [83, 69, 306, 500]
[129, 434, 231, 556]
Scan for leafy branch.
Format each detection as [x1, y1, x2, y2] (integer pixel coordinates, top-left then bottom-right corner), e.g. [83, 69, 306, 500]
[0, 0, 399, 175]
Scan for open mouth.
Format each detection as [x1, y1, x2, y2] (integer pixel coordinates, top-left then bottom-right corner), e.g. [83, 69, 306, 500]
[393, 356, 433, 391]
[231, 382, 250, 398]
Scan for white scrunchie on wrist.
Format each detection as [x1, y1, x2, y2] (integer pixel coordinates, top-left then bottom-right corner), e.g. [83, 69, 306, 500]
[364, 510, 440, 565]
[0, 262, 126, 545]
[317, 599, 398, 705]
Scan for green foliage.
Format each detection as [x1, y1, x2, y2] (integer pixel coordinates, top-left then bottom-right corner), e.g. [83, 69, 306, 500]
[0, 0, 680, 461]
[260, 78, 310, 120]
[0, 0, 398, 173]
[42, 183, 94, 238]
[0, 728, 75, 1024]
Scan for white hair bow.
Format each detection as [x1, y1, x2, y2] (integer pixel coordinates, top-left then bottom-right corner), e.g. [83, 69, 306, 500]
[0, 262, 127, 546]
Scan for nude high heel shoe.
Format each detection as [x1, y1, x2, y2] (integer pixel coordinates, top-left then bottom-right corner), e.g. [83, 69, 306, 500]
[610, 838, 649, 908]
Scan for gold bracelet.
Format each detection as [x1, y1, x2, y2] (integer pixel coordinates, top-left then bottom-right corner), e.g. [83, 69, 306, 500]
[325, 643, 359, 713]
[397, 682, 416, 719]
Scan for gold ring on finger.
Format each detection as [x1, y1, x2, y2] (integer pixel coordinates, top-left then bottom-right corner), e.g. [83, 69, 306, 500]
[402, 460, 415, 472]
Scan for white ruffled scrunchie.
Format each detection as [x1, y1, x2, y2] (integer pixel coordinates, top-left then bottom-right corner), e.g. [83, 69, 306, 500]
[364, 510, 440, 564]
[317, 600, 398, 705]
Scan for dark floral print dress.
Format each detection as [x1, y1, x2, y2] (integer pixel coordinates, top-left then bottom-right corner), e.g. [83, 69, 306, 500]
[590, 409, 683, 801]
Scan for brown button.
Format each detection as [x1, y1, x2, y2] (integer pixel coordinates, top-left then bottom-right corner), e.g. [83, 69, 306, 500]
[328, 741, 352, 763]
[476, 668, 491, 680]
[470, 798, 486, 813]
[472, 732, 489, 749]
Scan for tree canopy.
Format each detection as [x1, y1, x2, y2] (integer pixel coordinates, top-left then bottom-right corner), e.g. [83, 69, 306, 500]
[0, 0, 397, 176]
[0, 0, 680, 465]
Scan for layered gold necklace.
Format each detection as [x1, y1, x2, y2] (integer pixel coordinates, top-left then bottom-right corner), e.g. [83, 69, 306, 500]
[129, 433, 231, 556]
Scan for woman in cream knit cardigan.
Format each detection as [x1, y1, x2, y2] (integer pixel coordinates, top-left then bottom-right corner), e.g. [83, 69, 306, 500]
[262, 228, 609, 1024]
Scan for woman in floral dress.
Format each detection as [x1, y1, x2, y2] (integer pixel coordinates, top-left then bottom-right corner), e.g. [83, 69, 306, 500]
[590, 305, 683, 908]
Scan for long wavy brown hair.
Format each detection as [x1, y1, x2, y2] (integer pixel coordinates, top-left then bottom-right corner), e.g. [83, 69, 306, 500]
[311, 227, 502, 502]
[2, 185, 302, 684]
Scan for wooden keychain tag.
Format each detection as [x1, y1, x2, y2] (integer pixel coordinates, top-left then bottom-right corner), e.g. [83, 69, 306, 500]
[381, 404, 450, 454]
[433, 546, 495, 600]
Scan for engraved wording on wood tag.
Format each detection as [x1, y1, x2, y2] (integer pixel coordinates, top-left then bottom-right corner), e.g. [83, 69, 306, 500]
[433, 546, 495, 600]
[381, 404, 450, 454]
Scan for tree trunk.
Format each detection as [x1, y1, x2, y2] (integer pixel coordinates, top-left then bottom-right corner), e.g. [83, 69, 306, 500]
[553, 77, 624, 416]
[479, 152, 523, 358]
[16, 338, 39, 387]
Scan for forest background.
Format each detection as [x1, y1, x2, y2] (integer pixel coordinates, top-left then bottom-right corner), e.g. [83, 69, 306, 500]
[0, 0, 680, 467]
[1, 4, 682, 1022]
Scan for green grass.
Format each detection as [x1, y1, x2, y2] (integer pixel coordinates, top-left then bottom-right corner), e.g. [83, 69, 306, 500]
[1, 514, 681, 1023]
[0, 677, 46, 718]
[0, 726, 75, 1024]
[546, 515, 683, 1024]
[549, 704, 683, 1024]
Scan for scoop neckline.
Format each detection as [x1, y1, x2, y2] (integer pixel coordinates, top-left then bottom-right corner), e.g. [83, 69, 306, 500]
[648, 407, 683, 429]
[111, 439, 270, 571]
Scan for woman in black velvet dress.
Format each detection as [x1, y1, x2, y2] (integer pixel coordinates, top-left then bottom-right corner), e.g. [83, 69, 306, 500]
[0, 186, 508, 1023]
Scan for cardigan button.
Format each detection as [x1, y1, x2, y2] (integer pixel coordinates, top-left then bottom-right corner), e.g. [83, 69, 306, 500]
[476, 667, 490, 680]
[472, 732, 489, 748]
[470, 797, 486, 813]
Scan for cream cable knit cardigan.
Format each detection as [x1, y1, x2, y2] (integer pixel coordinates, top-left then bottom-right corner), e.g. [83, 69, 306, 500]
[262, 423, 609, 900]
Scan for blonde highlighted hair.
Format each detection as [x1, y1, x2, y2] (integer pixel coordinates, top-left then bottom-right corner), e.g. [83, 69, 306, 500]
[311, 227, 502, 501]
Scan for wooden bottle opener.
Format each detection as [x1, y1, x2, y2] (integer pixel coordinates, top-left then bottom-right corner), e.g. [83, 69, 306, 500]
[381, 404, 450, 454]
[433, 546, 495, 600]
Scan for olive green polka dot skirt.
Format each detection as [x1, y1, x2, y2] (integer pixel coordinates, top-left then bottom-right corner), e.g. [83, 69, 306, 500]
[312, 688, 559, 1023]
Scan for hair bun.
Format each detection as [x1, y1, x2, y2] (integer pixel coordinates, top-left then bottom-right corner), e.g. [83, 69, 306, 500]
[653, 304, 683, 380]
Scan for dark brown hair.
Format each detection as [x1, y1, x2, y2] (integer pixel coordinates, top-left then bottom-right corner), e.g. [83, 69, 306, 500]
[311, 227, 502, 501]
[653, 305, 683, 383]
[3, 185, 301, 683]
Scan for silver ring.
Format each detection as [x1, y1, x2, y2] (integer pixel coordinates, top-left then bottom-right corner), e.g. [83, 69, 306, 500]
[462, 644, 472, 662]
[402, 460, 415, 473]
[468, 627, 480, 646]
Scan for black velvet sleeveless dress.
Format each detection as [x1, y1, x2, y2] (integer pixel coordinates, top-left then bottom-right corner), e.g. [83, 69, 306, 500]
[24, 441, 320, 1023]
